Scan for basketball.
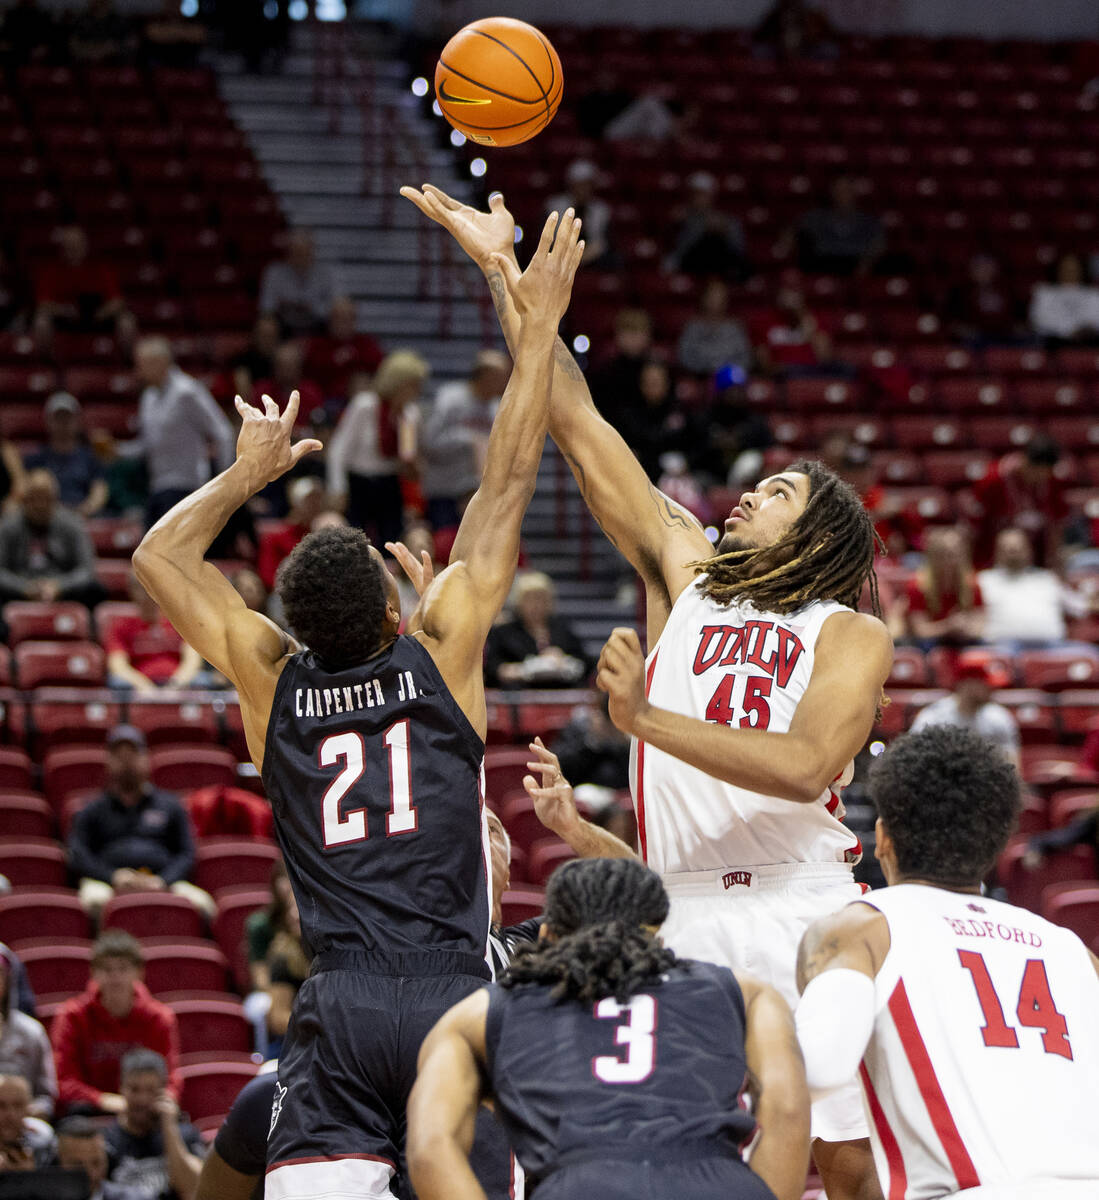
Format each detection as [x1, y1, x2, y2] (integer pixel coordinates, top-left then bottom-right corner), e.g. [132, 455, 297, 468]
[435, 17, 563, 148]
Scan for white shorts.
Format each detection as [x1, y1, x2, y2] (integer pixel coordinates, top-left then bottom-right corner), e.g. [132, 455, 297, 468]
[955, 1185, 1099, 1200]
[660, 862, 867, 1145]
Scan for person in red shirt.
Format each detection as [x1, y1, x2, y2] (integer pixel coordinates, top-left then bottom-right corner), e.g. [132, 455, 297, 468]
[968, 434, 1070, 568]
[105, 572, 202, 693]
[899, 525, 985, 650]
[51, 931, 181, 1115]
[753, 287, 831, 375]
[304, 295, 384, 407]
[256, 477, 332, 590]
[32, 225, 136, 352]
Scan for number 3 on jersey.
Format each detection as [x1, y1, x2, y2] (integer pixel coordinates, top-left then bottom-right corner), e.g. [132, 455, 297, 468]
[319, 721, 417, 848]
[592, 995, 657, 1084]
[705, 673, 772, 729]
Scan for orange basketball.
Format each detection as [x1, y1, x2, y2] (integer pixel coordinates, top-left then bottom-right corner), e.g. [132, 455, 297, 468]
[435, 17, 563, 148]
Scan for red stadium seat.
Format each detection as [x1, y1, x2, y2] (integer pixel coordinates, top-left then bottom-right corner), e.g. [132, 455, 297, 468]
[127, 700, 220, 747]
[15, 939, 92, 1000]
[500, 792, 548, 856]
[170, 997, 252, 1056]
[194, 841, 281, 895]
[96, 560, 133, 600]
[0, 792, 54, 839]
[92, 601, 139, 644]
[0, 748, 33, 790]
[1049, 790, 1099, 828]
[527, 838, 576, 887]
[42, 745, 108, 810]
[149, 746, 237, 792]
[14, 641, 106, 689]
[1042, 886, 1099, 944]
[515, 695, 587, 741]
[212, 886, 270, 992]
[886, 647, 929, 687]
[786, 378, 862, 413]
[998, 839, 1095, 913]
[102, 892, 206, 940]
[994, 690, 1058, 745]
[484, 747, 536, 804]
[141, 940, 230, 996]
[20, 690, 123, 755]
[0, 890, 90, 946]
[179, 1061, 259, 1124]
[1018, 647, 1099, 691]
[84, 519, 143, 559]
[0, 838, 68, 887]
[2, 603, 91, 645]
[500, 887, 545, 926]
[1054, 692, 1099, 739]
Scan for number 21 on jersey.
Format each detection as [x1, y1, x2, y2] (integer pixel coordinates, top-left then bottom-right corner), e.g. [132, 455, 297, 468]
[319, 721, 418, 848]
[592, 995, 657, 1084]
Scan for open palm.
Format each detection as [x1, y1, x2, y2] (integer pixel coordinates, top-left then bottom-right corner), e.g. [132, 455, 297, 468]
[400, 184, 515, 269]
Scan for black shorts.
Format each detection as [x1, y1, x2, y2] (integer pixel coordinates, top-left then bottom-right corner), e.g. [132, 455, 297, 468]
[267, 949, 493, 1200]
[535, 1154, 776, 1200]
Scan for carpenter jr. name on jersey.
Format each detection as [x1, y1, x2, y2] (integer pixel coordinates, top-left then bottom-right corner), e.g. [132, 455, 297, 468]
[294, 668, 421, 720]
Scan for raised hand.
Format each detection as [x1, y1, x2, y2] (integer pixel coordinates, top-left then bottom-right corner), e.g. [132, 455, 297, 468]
[596, 627, 649, 736]
[523, 737, 581, 839]
[385, 540, 435, 597]
[233, 390, 323, 485]
[400, 184, 515, 269]
[489, 209, 584, 325]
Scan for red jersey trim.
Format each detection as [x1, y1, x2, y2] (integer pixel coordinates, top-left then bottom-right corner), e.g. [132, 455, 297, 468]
[859, 1061, 907, 1200]
[634, 650, 659, 863]
[888, 979, 980, 1191]
[267, 1153, 396, 1175]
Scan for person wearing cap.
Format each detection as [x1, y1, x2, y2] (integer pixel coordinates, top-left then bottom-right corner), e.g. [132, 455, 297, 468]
[24, 394, 108, 516]
[51, 931, 181, 1116]
[67, 726, 211, 922]
[665, 172, 749, 279]
[547, 160, 612, 266]
[909, 651, 1021, 772]
[0, 468, 104, 608]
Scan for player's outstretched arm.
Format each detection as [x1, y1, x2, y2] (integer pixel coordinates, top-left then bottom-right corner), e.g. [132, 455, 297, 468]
[401, 185, 711, 634]
[523, 737, 637, 859]
[407, 990, 491, 1200]
[597, 611, 893, 804]
[738, 976, 811, 1200]
[133, 392, 322, 764]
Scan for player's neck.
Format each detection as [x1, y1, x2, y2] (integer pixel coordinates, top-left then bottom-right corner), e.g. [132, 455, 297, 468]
[893, 875, 983, 895]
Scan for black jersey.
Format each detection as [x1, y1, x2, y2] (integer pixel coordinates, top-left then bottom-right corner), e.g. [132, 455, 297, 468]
[484, 960, 757, 1187]
[261, 635, 489, 961]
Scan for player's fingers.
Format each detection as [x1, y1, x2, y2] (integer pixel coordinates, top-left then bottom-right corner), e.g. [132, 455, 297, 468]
[283, 388, 301, 428]
[488, 191, 509, 213]
[289, 438, 323, 465]
[233, 394, 252, 419]
[536, 209, 562, 258]
[568, 239, 586, 277]
[260, 393, 279, 419]
[422, 183, 461, 210]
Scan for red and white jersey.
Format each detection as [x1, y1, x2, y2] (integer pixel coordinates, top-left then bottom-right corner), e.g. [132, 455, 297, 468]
[858, 884, 1099, 1199]
[630, 579, 862, 872]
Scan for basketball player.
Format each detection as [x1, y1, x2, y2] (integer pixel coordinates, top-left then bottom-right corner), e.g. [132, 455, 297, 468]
[408, 856, 810, 1200]
[797, 725, 1099, 1200]
[132, 209, 585, 1200]
[404, 183, 893, 1199]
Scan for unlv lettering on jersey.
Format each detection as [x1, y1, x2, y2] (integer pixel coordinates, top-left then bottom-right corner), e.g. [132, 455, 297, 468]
[692, 621, 805, 687]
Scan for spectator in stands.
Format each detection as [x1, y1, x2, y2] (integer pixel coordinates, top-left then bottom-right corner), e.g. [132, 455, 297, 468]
[0, 947, 36, 1020]
[52, 931, 180, 1116]
[977, 527, 1091, 646]
[304, 296, 384, 407]
[484, 571, 591, 688]
[585, 308, 653, 432]
[665, 172, 749, 280]
[69, 0, 138, 62]
[676, 279, 753, 378]
[790, 176, 884, 276]
[252, 341, 324, 422]
[898, 526, 985, 648]
[105, 573, 202, 692]
[1024, 802, 1099, 873]
[32, 226, 136, 353]
[619, 360, 690, 481]
[692, 368, 772, 486]
[256, 477, 330, 590]
[0, 469, 104, 608]
[1029, 252, 1099, 346]
[104, 1049, 203, 1200]
[0, 436, 24, 514]
[244, 860, 294, 994]
[753, 286, 831, 376]
[603, 91, 681, 143]
[258, 229, 345, 337]
[67, 725, 211, 921]
[24, 393, 108, 516]
[129, 337, 234, 527]
[0, 955, 54, 1120]
[547, 161, 612, 267]
[326, 349, 426, 546]
[55, 1116, 144, 1200]
[260, 889, 307, 1059]
[969, 434, 1070, 569]
[419, 349, 509, 531]
[753, 0, 838, 58]
[0, 1075, 53, 1171]
[228, 315, 282, 401]
[552, 694, 631, 791]
[141, 0, 206, 67]
[909, 652, 1021, 772]
[946, 254, 1021, 345]
[0, 0, 57, 63]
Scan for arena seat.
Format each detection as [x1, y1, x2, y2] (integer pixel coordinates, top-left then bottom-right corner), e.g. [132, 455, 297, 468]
[140, 940, 231, 996]
[0, 890, 90, 946]
[194, 841, 281, 896]
[20, 690, 123, 756]
[1056, 692, 1099, 739]
[149, 746, 237, 792]
[92, 600, 139, 644]
[102, 893, 206, 941]
[1018, 647, 1099, 691]
[2, 602, 91, 646]
[0, 747, 33, 790]
[170, 997, 252, 1057]
[885, 647, 929, 688]
[484, 747, 536, 804]
[1048, 790, 1099, 828]
[14, 641, 106, 689]
[127, 700, 220, 746]
[42, 746, 108, 810]
[0, 792, 54, 839]
[15, 939, 92, 1000]
[998, 839, 1096, 914]
[500, 887, 545, 926]
[179, 1060, 259, 1124]
[499, 793, 547, 856]
[84, 518, 143, 559]
[527, 838, 577, 887]
[96, 559, 132, 599]
[0, 838, 68, 888]
[1041, 886, 1099, 944]
[993, 690, 1058, 744]
[212, 886, 270, 992]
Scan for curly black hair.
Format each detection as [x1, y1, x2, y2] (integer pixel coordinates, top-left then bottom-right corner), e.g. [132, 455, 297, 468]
[276, 526, 390, 670]
[692, 459, 882, 616]
[870, 725, 1021, 887]
[500, 857, 679, 1005]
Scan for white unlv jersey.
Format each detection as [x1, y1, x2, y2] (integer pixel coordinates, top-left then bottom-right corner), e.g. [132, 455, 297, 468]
[858, 884, 1099, 1199]
[630, 579, 862, 873]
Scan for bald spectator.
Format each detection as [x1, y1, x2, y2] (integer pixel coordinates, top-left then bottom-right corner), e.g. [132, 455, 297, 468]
[258, 230, 345, 337]
[55, 1117, 143, 1200]
[419, 349, 509, 530]
[0, 1076, 54, 1172]
[0, 955, 54, 1120]
[256, 477, 330, 590]
[0, 469, 103, 607]
[33, 225, 136, 352]
[52, 931, 180, 1115]
[25, 393, 108, 516]
[792, 176, 884, 276]
[665, 172, 749, 279]
[304, 296, 384, 405]
[128, 337, 234, 526]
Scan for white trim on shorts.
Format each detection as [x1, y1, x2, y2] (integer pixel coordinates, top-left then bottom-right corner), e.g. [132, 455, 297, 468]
[266, 1154, 397, 1199]
[662, 861, 857, 896]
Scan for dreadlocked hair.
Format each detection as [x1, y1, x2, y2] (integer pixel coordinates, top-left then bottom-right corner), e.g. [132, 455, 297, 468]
[500, 858, 679, 1005]
[691, 458, 883, 616]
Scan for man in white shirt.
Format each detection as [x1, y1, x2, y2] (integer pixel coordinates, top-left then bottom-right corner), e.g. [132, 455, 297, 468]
[977, 527, 1089, 645]
[909, 651, 1021, 772]
[258, 230, 346, 337]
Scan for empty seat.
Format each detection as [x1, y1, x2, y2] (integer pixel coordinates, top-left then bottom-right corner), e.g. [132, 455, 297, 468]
[0, 748, 33, 790]
[1018, 647, 1099, 691]
[14, 641, 106, 689]
[0, 792, 54, 839]
[194, 841, 280, 895]
[179, 1060, 259, 1124]
[149, 746, 237, 792]
[0, 890, 90, 946]
[886, 647, 929, 687]
[23, 690, 122, 755]
[1057, 692, 1099, 738]
[484, 747, 536, 803]
[1042, 886, 1099, 944]
[527, 838, 576, 887]
[170, 997, 251, 1056]
[141, 941, 230, 996]
[994, 690, 1058, 745]
[212, 887, 270, 991]
[15, 939, 92, 999]
[127, 700, 220, 747]
[84, 518, 143, 559]
[0, 838, 68, 887]
[42, 746, 108, 810]
[998, 839, 1096, 914]
[1049, 790, 1099, 828]
[500, 792, 548, 856]
[102, 892, 205, 940]
[500, 887, 545, 926]
[3, 602, 91, 646]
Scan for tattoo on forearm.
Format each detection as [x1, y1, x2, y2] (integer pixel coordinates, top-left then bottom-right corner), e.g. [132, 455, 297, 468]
[485, 271, 517, 354]
[562, 450, 622, 551]
[796, 932, 841, 988]
[647, 481, 695, 532]
[552, 337, 585, 381]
